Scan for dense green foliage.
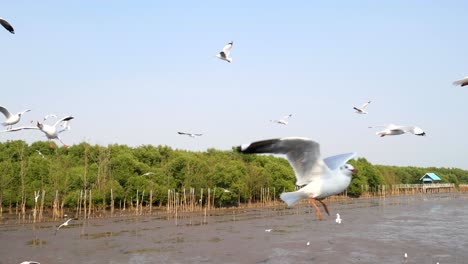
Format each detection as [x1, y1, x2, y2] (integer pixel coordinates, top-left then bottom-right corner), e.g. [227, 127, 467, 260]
[0, 140, 467, 209]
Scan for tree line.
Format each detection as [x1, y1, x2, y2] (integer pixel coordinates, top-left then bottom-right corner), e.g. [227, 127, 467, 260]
[0, 140, 467, 211]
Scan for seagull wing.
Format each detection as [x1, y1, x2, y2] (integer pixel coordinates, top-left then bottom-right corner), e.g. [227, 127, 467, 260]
[20, 109, 31, 115]
[453, 77, 468, 86]
[194, 134, 203, 136]
[361, 101, 371, 109]
[0, 106, 12, 118]
[0, 126, 38, 132]
[53, 116, 74, 128]
[237, 137, 325, 186]
[222, 42, 233, 57]
[0, 18, 14, 34]
[323, 153, 357, 171]
[178, 132, 189, 135]
[282, 114, 292, 120]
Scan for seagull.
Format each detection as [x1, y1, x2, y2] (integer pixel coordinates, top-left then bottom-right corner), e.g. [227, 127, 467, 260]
[265, 229, 272, 232]
[216, 41, 233, 63]
[237, 137, 357, 221]
[353, 101, 371, 114]
[178, 132, 203, 138]
[0, 106, 31, 129]
[1, 116, 74, 148]
[0, 17, 14, 34]
[306, 241, 310, 246]
[36, 150, 45, 159]
[55, 218, 72, 235]
[404, 253, 408, 262]
[335, 213, 342, 224]
[20, 261, 41, 264]
[453, 76, 468, 87]
[369, 124, 426, 137]
[270, 114, 293, 125]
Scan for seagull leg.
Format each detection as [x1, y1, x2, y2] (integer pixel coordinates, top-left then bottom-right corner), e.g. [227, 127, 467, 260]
[317, 200, 330, 216]
[49, 140, 54, 149]
[309, 198, 322, 220]
[58, 137, 69, 148]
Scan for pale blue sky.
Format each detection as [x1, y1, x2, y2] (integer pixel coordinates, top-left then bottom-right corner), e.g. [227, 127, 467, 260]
[1, 1, 467, 169]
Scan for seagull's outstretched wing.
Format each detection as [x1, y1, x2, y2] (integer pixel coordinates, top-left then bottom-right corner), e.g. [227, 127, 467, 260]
[237, 137, 325, 186]
[178, 132, 189, 135]
[0, 106, 12, 118]
[53, 116, 74, 128]
[0, 18, 14, 34]
[221, 41, 233, 57]
[0, 126, 38, 132]
[323, 153, 357, 171]
[361, 101, 371, 109]
[453, 76, 468, 86]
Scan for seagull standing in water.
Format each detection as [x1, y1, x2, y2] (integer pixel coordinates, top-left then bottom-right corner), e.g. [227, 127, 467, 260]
[216, 41, 233, 63]
[237, 137, 357, 221]
[0, 106, 31, 129]
[0, 17, 14, 34]
[369, 124, 426, 137]
[55, 218, 72, 235]
[270, 114, 293, 125]
[353, 101, 371, 114]
[178, 132, 203, 138]
[1, 116, 74, 148]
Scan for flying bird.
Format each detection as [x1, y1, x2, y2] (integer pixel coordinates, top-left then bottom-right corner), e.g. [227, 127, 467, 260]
[0, 17, 14, 34]
[0, 106, 31, 129]
[452, 76, 468, 87]
[55, 218, 72, 235]
[369, 124, 426, 137]
[270, 114, 293, 125]
[237, 137, 357, 221]
[1, 116, 74, 148]
[335, 213, 342, 224]
[36, 150, 45, 159]
[216, 41, 233, 63]
[353, 101, 371, 114]
[178, 132, 203, 138]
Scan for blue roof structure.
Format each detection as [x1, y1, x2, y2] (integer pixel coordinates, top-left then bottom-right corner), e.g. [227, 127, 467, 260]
[419, 173, 441, 182]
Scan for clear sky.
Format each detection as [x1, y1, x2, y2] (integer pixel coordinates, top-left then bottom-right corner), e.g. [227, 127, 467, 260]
[1, 1, 467, 169]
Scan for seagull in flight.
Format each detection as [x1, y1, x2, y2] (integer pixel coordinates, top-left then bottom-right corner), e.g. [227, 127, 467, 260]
[36, 150, 45, 159]
[453, 76, 468, 87]
[0, 17, 14, 34]
[353, 101, 371, 114]
[1, 116, 74, 148]
[178, 132, 203, 138]
[369, 124, 426, 137]
[54, 218, 72, 235]
[237, 137, 357, 221]
[270, 114, 292, 125]
[0, 106, 31, 129]
[216, 41, 233, 63]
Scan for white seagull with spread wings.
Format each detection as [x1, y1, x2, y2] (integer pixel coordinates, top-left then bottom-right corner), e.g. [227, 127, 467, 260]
[216, 41, 233, 63]
[178, 132, 203, 138]
[353, 101, 371, 114]
[0, 106, 31, 129]
[0, 17, 14, 34]
[54, 218, 72, 235]
[369, 124, 426, 137]
[270, 114, 293, 125]
[1, 116, 74, 148]
[237, 137, 357, 221]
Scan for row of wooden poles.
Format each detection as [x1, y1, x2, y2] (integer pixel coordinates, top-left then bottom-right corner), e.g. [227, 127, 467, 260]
[3, 184, 468, 224]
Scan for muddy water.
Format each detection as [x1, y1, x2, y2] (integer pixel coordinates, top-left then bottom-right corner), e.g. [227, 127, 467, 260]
[1, 193, 467, 264]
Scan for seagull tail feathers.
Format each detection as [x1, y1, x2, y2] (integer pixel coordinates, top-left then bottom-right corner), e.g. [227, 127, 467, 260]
[280, 190, 306, 206]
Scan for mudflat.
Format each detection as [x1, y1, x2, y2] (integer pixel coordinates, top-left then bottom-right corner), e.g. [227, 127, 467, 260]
[1, 193, 467, 264]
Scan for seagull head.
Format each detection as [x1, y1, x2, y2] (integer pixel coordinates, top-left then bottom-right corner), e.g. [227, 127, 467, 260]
[341, 164, 357, 176]
[36, 121, 44, 129]
[412, 127, 426, 136]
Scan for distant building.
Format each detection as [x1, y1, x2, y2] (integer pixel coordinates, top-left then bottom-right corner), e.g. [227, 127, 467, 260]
[419, 173, 441, 184]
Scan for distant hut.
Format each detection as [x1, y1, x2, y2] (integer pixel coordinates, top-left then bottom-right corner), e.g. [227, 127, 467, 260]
[419, 173, 441, 184]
